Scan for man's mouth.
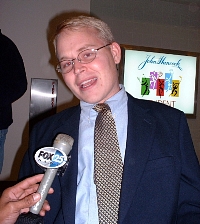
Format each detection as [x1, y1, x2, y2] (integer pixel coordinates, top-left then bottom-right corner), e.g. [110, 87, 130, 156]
[80, 78, 97, 89]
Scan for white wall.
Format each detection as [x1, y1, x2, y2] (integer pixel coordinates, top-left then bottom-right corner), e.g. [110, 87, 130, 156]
[0, 0, 90, 180]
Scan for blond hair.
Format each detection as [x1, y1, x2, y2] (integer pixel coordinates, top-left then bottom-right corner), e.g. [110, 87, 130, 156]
[54, 15, 115, 45]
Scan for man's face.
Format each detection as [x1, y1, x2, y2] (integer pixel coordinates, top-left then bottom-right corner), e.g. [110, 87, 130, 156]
[55, 27, 121, 104]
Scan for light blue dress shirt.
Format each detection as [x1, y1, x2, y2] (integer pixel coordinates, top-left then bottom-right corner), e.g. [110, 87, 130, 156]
[75, 85, 128, 224]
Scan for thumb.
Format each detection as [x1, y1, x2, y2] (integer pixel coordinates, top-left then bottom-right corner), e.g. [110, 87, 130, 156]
[15, 193, 41, 211]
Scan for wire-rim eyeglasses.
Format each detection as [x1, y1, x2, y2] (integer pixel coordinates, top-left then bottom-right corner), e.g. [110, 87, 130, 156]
[56, 43, 111, 74]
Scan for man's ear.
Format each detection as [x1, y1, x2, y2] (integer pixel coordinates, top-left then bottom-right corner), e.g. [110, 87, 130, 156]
[110, 42, 121, 64]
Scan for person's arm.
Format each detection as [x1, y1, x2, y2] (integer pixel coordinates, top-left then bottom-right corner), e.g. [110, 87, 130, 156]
[177, 112, 200, 223]
[0, 174, 53, 224]
[0, 34, 27, 106]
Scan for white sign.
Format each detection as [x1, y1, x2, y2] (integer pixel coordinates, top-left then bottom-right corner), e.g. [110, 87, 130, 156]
[120, 45, 199, 117]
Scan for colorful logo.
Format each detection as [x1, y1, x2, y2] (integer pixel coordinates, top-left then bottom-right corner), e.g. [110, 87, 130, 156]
[34, 147, 67, 169]
[137, 69, 182, 98]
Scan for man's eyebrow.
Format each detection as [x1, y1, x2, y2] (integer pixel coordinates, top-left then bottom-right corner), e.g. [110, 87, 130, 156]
[59, 56, 73, 62]
[78, 44, 97, 52]
[58, 44, 98, 61]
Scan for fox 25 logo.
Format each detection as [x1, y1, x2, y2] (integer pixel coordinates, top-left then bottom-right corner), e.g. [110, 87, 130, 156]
[34, 147, 67, 169]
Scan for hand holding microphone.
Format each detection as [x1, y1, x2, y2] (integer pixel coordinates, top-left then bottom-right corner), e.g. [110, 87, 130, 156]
[15, 134, 74, 224]
[0, 174, 53, 224]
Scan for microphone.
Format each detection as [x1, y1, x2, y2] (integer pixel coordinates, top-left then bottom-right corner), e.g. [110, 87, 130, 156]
[15, 134, 74, 224]
[30, 133, 74, 214]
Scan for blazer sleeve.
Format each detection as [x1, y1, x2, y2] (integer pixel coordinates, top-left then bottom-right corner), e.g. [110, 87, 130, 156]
[177, 112, 200, 223]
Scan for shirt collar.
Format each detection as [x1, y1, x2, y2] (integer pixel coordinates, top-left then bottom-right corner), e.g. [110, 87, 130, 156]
[80, 84, 127, 121]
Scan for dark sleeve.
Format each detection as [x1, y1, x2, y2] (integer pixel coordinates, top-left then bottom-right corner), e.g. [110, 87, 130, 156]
[177, 112, 200, 223]
[0, 35, 27, 106]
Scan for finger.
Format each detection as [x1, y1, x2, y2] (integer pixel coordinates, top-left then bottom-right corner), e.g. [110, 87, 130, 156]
[48, 188, 54, 194]
[13, 193, 41, 212]
[18, 185, 54, 200]
[26, 188, 53, 215]
[39, 200, 51, 216]
[6, 174, 44, 199]
[17, 184, 40, 199]
[14, 174, 44, 192]
[20, 187, 53, 214]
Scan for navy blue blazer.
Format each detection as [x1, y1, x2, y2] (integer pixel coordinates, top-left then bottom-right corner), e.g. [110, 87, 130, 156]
[19, 93, 200, 223]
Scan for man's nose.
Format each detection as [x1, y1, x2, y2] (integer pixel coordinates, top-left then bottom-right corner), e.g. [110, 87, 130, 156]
[73, 59, 85, 75]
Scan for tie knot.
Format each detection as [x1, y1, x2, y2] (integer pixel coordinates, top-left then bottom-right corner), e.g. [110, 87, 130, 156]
[93, 103, 111, 113]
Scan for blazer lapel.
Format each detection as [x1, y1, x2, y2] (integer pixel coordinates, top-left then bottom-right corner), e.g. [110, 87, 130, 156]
[119, 96, 157, 223]
[52, 107, 80, 224]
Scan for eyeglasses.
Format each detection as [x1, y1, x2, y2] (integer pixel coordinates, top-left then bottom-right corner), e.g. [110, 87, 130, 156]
[56, 43, 111, 74]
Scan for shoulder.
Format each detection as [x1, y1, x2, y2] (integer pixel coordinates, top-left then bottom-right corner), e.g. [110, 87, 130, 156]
[0, 33, 19, 51]
[28, 105, 81, 149]
[33, 105, 81, 131]
[127, 93, 184, 119]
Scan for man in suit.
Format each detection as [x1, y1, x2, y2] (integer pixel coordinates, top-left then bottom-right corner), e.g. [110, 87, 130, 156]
[19, 15, 200, 223]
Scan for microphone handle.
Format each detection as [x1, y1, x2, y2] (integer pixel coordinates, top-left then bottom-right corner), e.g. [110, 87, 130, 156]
[30, 168, 57, 214]
[15, 134, 74, 224]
